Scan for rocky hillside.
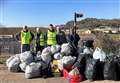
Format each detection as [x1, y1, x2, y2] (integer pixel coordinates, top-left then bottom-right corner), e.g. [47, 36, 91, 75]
[65, 18, 120, 29]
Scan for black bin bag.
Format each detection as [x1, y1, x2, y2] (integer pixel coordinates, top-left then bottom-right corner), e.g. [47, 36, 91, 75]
[72, 54, 92, 80]
[104, 56, 117, 81]
[85, 58, 99, 81]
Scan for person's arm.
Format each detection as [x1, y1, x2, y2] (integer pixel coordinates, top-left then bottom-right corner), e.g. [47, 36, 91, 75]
[30, 32, 34, 41]
[62, 31, 67, 43]
[15, 32, 21, 41]
[76, 34, 80, 41]
[56, 34, 59, 44]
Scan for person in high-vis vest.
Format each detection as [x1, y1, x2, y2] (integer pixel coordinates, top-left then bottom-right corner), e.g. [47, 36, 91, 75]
[34, 28, 45, 53]
[47, 24, 57, 46]
[16, 25, 34, 53]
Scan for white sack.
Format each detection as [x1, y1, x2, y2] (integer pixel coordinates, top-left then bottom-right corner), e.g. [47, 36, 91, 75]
[41, 47, 52, 64]
[51, 45, 61, 54]
[54, 53, 62, 60]
[41, 47, 51, 55]
[83, 47, 93, 55]
[61, 43, 72, 56]
[61, 56, 76, 67]
[19, 62, 29, 72]
[25, 62, 42, 79]
[6, 55, 20, 72]
[93, 47, 106, 62]
[19, 51, 34, 63]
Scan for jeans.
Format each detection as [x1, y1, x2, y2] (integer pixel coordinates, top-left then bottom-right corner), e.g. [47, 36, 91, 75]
[21, 44, 30, 53]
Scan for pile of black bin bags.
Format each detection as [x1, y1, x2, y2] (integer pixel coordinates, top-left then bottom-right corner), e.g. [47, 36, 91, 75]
[61, 40, 120, 82]
[72, 40, 120, 81]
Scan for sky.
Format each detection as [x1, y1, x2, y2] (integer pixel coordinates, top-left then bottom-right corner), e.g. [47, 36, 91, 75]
[0, 0, 120, 27]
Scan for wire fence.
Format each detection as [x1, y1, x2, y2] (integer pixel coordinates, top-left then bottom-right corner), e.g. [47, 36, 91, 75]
[0, 37, 36, 64]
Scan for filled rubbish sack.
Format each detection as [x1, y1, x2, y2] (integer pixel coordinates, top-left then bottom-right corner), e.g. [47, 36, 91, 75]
[61, 43, 74, 56]
[51, 45, 61, 54]
[41, 47, 52, 64]
[83, 40, 94, 48]
[61, 56, 76, 69]
[93, 47, 106, 62]
[85, 58, 99, 81]
[54, 53, 62, 60]
[63, 68, 82, 83]
[57, 60, 63, 70]
[72, 54, 92, 80]
[19, 51, 34, 63]
[34, 51, 42, 61]
[51, 59, 61, 77]
[77, 46, 84, 54]
[25, 62, 42, 79]
[115, 56, 120, 80]
[19, 62, 29, 72]
[6, 56, 16, 67]
[6, 54, 21, 72]
[41, 46, 51, 55]
[83, 47, 93, 55]
[19, 51, 34, 72]
[51, 60, 60, 73]
[104, 56, 117, 80]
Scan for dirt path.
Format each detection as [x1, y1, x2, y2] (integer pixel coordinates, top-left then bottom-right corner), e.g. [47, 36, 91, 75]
[0, 64, 120, 83]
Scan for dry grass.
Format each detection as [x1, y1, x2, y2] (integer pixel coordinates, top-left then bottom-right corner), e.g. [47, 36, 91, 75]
[92, 31, 120, 55]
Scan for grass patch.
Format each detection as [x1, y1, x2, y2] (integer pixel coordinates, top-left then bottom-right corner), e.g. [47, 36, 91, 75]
[109, 33, 120, 41]
[0, 59, 6, 64]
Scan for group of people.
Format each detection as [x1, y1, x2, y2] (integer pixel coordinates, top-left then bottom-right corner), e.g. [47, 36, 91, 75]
[16, 24, 80, 53]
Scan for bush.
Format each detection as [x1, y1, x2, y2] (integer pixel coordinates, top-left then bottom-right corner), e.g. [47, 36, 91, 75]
[92, 31, 120, 55]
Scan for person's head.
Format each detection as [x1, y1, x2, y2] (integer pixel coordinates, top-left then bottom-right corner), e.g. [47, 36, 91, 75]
[56, 26, 61, 33]
[22, 25, 28, 32]
[36, 27, 40, 33]
[49, 24, 54, 31]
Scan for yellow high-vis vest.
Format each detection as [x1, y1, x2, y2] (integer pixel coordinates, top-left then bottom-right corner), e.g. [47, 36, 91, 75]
[40, 33, 45, 46]
[47, 30, 57, 45]
[21, 31, 31, 44]
[34, 32, 45, 46]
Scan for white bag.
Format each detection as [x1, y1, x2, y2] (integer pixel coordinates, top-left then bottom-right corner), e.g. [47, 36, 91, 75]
[61, 56, 76, 67]
[41, 54, 52, 64]
[6, 54, 20, 67]
[6, 55, 20, 72]
[83, 47, 93, 55]
[93, 47, 106, 62]
[19, 62, 29, 72]
[61, 43, 71, 56]
[41, 47, 51, 55]
[6, 56, 16, 67]
[35, 55, 42, 61]
[51, 45, 61, 54]
[25, 62, 42, 79]
[54, 53, 62, 60]
[35, 51, 42, 61]
[19, 51, 34, 63]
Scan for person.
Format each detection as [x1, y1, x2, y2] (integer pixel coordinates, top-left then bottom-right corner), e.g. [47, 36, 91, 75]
[34, 28, 45, 53]
[47, 24, 57, 46]
[16, 25, 34, 53]
[56, 26, 67, 45]
[67, 27, 80, 48]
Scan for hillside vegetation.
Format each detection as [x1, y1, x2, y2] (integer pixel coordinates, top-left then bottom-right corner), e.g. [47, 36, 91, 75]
[65, 18, 120, 29]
